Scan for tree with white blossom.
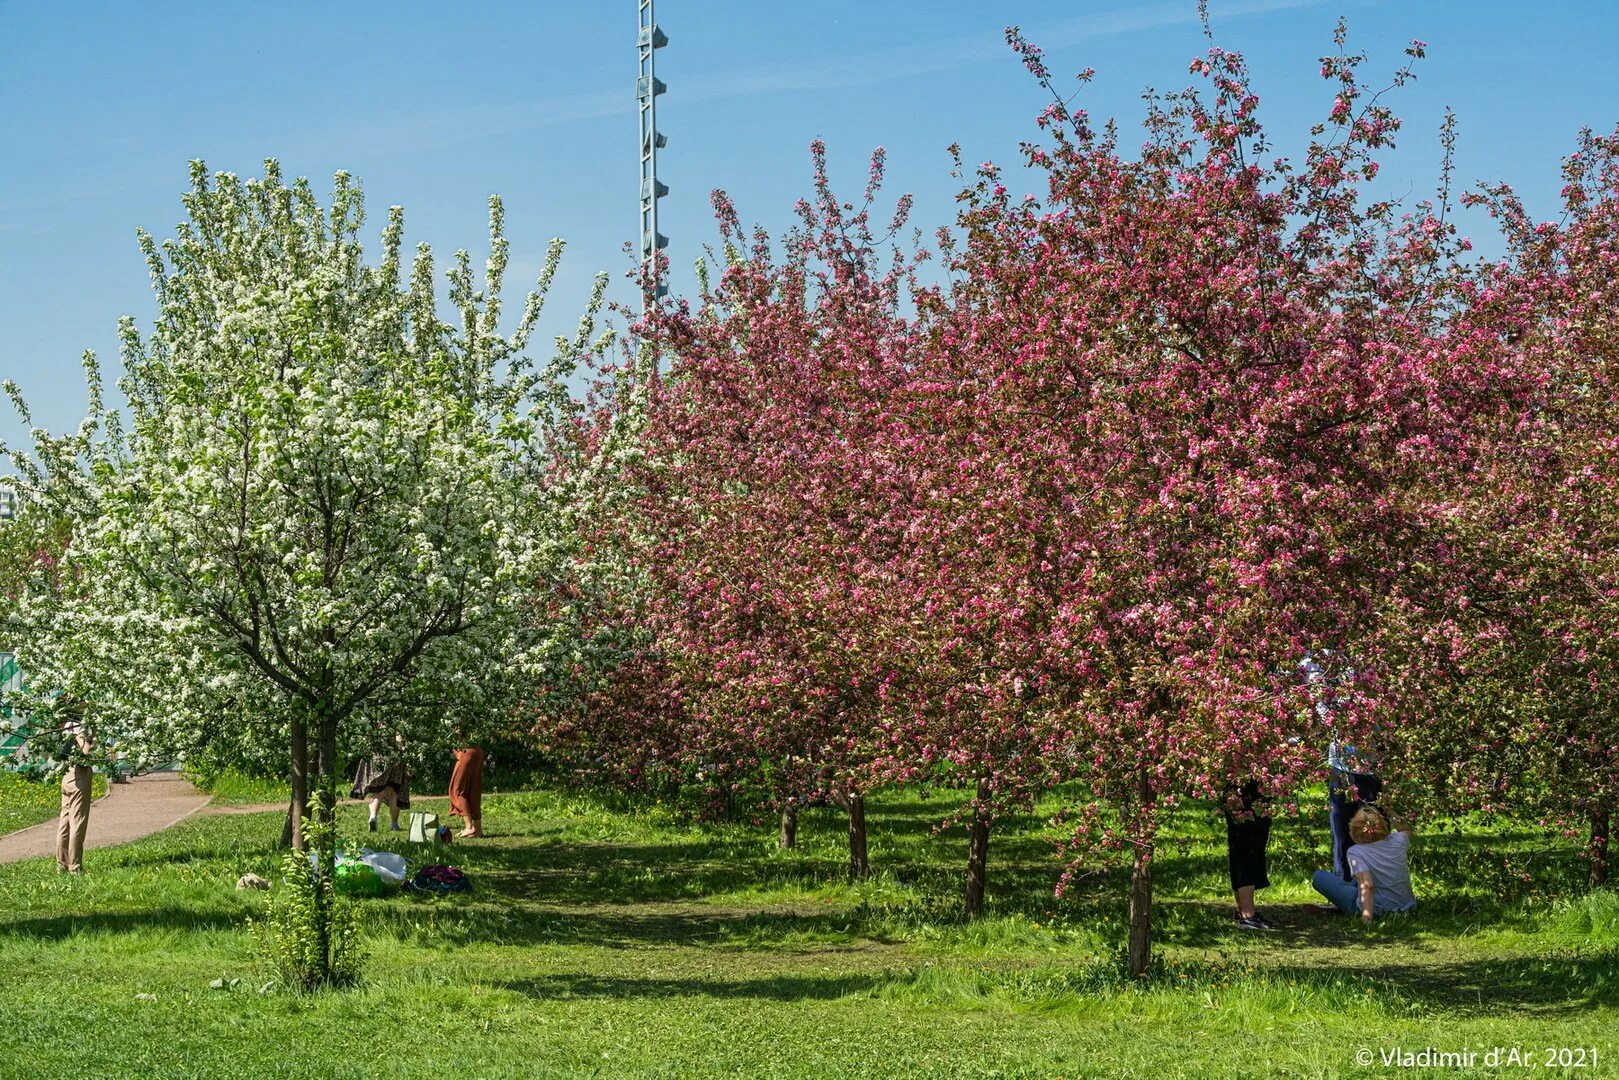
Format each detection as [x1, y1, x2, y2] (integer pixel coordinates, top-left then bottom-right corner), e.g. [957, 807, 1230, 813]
[2, 160, 636, 981]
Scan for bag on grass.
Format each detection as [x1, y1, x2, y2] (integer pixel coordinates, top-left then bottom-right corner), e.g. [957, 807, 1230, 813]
[359, 849, 408, 886]
[410, 864, 470, 893]
[407, 812, 440, 843]
[334, 860, 385, 898]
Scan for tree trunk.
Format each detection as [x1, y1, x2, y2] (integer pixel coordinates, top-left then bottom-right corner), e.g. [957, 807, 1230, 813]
[315, 712, 339, 827]
[312, 710, 341, 981]
[964, 778, 991, 919]
[1127, 765, 1158, 979]
[1593, 808, 1611, 888]
[847, 793, 869, 879]
[311, 808, 332, 982]
[779, 805, 798, 849]
[278, 800, 295, 849]
[1127, 838, 1154, 979]
[289, 711, 309, 852]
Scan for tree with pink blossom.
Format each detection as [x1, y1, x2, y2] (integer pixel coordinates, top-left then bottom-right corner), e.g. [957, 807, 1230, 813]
[1370, 125, 1619, 888]
[920, 23, 1525, 973]
[612, 146, 925, 876]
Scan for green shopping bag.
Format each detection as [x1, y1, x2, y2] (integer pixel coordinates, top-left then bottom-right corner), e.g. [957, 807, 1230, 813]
[333, 860, 385, 897]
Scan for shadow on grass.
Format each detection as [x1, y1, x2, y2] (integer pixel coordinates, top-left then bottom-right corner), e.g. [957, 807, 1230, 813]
[367, 896, 878, 951]
[4, 790, 1609, 1016]
[1198, 950, 1619, 1017]
[500, 970, 890, 1001]
[487, 950, 1619, 1014]
[458, 841, 853, 905]
[0, 908, 244, 940]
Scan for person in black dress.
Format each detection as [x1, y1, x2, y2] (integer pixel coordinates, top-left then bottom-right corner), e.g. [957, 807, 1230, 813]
[351, 754, 410, 831]
[1224, 778, 1277, 930]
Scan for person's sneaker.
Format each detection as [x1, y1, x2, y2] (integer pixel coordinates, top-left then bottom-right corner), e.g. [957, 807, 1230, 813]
[1235, 915, 1267, 931]
[1301, 903, 1342, 917]
[1251, 912, 1280, 930]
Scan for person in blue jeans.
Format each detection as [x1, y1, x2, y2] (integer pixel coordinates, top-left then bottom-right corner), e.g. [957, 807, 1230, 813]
[1328, 740, 1382, 881]
[1308, 806, 1416, 921]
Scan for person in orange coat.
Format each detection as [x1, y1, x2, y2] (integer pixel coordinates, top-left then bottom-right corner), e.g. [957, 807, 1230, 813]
[448, 746, 485, 838]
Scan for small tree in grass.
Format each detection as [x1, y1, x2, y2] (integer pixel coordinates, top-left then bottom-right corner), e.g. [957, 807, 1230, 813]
[2, 161, 627, 985]
[255, 798, 365, 991]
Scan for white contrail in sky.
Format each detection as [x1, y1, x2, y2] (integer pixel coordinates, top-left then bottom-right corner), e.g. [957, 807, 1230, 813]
[680, 0, 1334, 100]
[391, 0, 1338, 148]
[0, 1, 1344, 219]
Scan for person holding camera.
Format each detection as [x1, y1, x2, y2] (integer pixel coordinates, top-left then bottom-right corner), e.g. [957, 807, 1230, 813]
[56, 705, 95, 874]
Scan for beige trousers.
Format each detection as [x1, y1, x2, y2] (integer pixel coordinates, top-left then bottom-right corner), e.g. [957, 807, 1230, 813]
[57, 765, 92, 873]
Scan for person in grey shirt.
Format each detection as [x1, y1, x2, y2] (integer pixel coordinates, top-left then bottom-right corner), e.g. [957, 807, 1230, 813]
[1307, 806, 1416, 921]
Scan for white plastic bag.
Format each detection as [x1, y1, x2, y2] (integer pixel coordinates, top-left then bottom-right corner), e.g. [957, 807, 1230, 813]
[308, 851, 358, 872]
[360, 849, 407, 886]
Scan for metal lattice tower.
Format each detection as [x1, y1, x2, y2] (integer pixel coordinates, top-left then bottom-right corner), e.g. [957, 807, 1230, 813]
[637, 0, 669, 300]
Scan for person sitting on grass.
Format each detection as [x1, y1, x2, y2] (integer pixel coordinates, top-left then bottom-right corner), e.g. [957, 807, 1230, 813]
[1306, 806, 1416, 922]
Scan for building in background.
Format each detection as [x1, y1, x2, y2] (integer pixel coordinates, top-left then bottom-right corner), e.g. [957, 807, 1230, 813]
[0, 485, 15, 522]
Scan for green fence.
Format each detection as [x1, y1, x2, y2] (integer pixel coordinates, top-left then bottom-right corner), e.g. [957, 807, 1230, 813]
[0, 653, 28, 762]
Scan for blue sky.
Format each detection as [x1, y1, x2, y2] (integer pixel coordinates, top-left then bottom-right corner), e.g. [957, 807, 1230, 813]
[2, 1, 1616, 443]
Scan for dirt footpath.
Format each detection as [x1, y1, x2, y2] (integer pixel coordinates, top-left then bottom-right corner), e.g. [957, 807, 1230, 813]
[0, 771, 212, 865]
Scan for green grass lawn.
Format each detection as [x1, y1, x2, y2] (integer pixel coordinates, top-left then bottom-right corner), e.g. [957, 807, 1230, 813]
[0, 785, 1613, 1078]
[0, 769, 109, 834]
[181, 767, 290, 806]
